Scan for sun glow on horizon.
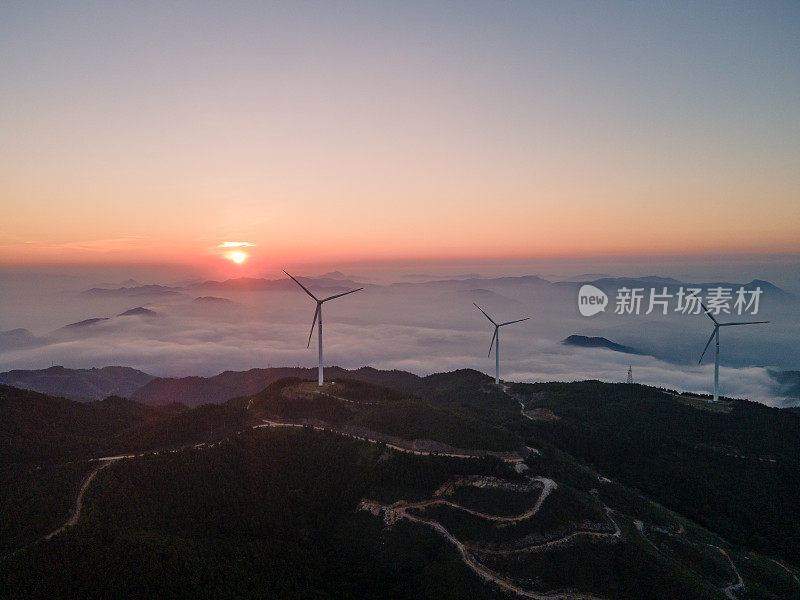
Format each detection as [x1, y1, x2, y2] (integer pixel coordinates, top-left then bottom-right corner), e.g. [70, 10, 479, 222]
[226, 251, 247, 264]
[219, 241, 253, 265]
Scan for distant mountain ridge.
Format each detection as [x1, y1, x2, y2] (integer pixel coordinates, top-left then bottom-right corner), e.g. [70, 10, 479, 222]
[82, 284, 184, 297]
[80, 273, 790, 301]
[0, 366, 155, 402]
[63, 317, 108, 328]
[556, 276, 791, 298]
[81, 274, 372, 297]
[769, 369, 800, 405]
[193, 296, 233, 304]
[117, 307, 157, 317]
[0, 328, 43, 350]
[562, 334, 644, 355]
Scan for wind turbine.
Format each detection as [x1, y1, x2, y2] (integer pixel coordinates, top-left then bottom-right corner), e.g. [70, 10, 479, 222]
[697, 302, 768, 402]
[284, 270, 363, 386]
[474, 303, 530, 385]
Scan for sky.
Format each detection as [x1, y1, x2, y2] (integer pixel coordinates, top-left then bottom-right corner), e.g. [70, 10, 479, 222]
[1, 1, 799, 269]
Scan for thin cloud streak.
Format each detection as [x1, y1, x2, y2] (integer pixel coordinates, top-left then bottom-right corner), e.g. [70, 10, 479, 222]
[218, 242, 256, 248]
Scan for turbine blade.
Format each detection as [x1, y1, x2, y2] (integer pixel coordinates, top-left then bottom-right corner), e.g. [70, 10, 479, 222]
[321, 287, 364, 302]
[719, 321, 770, 326]
[698, 328, 716, 364]
[307, 304, 320, 348]
[284, 270, 318, 301]
[473, 303, 497, 325]
[499, 317, 531, 327]
[700, 302, 719, 325]
[488, 328, 497, 357]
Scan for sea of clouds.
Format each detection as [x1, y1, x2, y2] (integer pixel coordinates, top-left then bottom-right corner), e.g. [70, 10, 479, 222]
[1, 267, 798, 407]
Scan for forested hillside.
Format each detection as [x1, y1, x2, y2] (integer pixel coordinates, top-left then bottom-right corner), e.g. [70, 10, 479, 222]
[2, 372, 799, 599]
[510, 381, 800, 565]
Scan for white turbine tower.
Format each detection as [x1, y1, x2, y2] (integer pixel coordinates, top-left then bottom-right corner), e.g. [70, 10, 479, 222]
[284, 270, 363, 386]
[697, 302, 768, 402]
[474, 303, 530, 385]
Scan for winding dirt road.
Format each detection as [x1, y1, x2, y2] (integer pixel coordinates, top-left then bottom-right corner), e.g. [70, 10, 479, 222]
[505, 384, 754, 599]
[402, 510, 606, 600]
[714, 545, 744, 600]
[365, 477, 556, 526]
[43, 458, 118, 541]
[471, 508, 622, 556]
[41, 410, 520, 554]
[360, 473, 619, 600]
[256, 418, 522, 462]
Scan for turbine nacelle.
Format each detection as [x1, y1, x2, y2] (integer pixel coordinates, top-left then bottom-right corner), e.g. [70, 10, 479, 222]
[473, 303, 529, 384]
[696, 301, 769, 402]
[697, 302, 769, 364]
[284, 270, 363, 385]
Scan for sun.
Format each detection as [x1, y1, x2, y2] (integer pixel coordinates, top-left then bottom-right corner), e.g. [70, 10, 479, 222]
[226, 251, 247, 264]
[219, 241, 254, 264]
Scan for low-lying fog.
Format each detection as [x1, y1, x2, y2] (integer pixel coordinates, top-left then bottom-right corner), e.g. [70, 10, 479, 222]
[1, 260, 798, 407]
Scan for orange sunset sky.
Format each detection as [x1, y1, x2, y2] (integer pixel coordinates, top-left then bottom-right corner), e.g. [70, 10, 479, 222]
[1, 2, 799, 268]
